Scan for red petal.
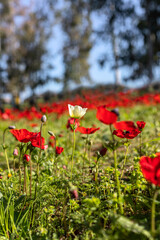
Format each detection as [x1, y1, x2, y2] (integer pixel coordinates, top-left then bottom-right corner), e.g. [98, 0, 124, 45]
[31, 132, 46, 149]
[114, 121, 136, 131]
[10, 129, 37, 143]
[113, 129, 125, 138]
[76, 126, 100, 134]
[96, 106, 117, 125]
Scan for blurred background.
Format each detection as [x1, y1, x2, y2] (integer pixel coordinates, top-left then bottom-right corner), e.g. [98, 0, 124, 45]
[0, 0, 160, 105]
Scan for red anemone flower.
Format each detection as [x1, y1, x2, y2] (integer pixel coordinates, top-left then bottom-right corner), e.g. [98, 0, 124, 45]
[140, 155, 160, 186]
[76, 126, 100, 134]
[10, 129, 47, 149]
[56, 146, 64, 155]
[136, 121, 146, 130]
[113, 128, 140, 139]
[96, 106, 117, 125]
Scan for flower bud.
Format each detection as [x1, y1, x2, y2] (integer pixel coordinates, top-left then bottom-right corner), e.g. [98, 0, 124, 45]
[100, 147, 107, 156]
[48, 131, 56, 138]
[41, 115, 47, 123]
[72, 189, 78, 200]
[136, 121, 146, 130]
[13, 148, 18, 156]
[0, 174, 3, 179]
[8, 125, 16, 129]
[23, 154, 30, 162]
[58, 133, 63, 137]
[69, 183, 78, 199]
[43, 145, 48, 150]
[62, 165, 66, 170]
[56, 146, 64, 155]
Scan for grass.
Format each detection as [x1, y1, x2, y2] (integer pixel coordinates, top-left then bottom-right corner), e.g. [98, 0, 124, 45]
[0, 104, 160, 239]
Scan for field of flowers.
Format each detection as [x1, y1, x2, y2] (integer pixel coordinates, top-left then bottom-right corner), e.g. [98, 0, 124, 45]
[1, 90, 160, 240]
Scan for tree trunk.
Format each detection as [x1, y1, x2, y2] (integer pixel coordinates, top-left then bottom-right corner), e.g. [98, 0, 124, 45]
[111, 31, 120, 89]
[146, 0, 154, 84]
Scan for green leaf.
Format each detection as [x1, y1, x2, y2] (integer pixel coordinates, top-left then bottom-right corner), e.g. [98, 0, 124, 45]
[14, 195, 26, 208]
[110, 212, 153, 240]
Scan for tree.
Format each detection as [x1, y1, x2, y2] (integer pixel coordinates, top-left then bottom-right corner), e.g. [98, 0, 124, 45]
[116, 0, 160, 84]
[59, 0, 92, 91]
[0, 0, 54, 98]
[0, 0, 12, 94]
[90, 0, 135, 87]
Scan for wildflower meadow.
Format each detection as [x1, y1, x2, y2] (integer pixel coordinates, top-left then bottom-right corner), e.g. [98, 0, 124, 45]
[1, 90, 160, 239]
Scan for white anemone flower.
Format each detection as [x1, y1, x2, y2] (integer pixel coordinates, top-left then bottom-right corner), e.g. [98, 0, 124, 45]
[68, 104, 87, 119]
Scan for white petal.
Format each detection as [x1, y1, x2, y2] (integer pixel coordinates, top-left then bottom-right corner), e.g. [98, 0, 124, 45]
[80, 108, 87, 118]
[68, 104, 87, 118]
[68, 104, 74, 117]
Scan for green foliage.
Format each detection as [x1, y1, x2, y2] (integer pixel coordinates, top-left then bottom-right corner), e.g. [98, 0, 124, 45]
[0, 105, 160, 239]
[0, 0, 54, 97]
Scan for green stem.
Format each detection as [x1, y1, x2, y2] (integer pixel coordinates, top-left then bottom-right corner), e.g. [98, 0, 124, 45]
[55, 157, 58, 177]
[139, 132, 142, 156]
[151, 189, 159, 237]
[38, 123, 43, 162]
[121, 144, 129, 179]
[34, 123, 43, 199]
[31, 161, 39, 227]
[30, 158, 32, 198]
[82, 137, 88, 176]
[23, 163, 26, 194]
[54, 137, 57, 176]
[37, 163, 39, 181]
[4, 149, 10, 174]
[71, 129, 76, 179]
[109, 124, 115, 142]
[3, 128, 11, 174]
[114, 150, 123, 215]
[34, 163, 39, 199]
[95, 156, 99, 185]
[3, 128, 7, 145]
[88, 137, 91, 166]
[31, 120, 44, 227]
[109, 124, 123, 213]
[13, 156, 16, 173]
[25, 164, 28, 195]
[18, 147, 22, 195]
